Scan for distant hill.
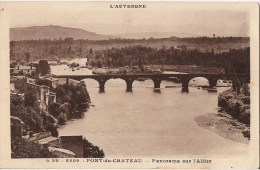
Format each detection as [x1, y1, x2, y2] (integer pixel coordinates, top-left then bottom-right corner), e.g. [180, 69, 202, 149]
[10, 25, 114, 41]
[113, 32, 197, 39]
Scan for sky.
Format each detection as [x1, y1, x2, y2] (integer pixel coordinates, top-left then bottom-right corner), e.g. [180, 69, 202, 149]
[3, 2, 250, 36]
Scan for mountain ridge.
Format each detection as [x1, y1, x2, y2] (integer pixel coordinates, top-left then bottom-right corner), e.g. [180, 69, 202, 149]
[111, 31, 197, 39]
[10, 25, 114, 41]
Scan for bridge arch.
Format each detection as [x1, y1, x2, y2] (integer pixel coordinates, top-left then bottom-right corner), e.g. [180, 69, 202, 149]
[66, 77, 110, 93]
[160, 79, 181, 88]
[179, 75, 219, 92]
[81, 78, 100, 92]
[132, 78, 154, 89]
[132, 76, 164, 92]
[105, 78, 129, 92]
[188, 77, 209, 87]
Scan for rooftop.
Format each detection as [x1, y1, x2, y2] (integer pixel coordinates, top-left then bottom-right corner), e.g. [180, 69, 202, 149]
[48, 146, 76, 156]
[11, 116, 25, 124]
[45, 77, 59, 81]
[36, 136, 59, 145]
[13, 65, 36, 70]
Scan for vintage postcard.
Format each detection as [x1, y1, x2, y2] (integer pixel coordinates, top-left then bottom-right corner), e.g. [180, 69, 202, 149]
[0, 1, 259, 169]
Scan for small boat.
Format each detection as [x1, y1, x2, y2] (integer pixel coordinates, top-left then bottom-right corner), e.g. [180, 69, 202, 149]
[165, 85, 176, 88]
[202, 86, 209, 90]
[137, 78, 145, 82]
[207, 88, 217, 93]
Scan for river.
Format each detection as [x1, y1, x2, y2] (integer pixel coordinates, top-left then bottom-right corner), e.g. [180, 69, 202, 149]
[52, 63, 248, 157]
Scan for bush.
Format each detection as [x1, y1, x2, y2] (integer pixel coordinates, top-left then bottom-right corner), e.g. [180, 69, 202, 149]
[24, 91, 38, 107]
[53, 83, 90, 120]
[83, 138, 105, 158]
[11, 94, 23, 106]
[58, 112, 67, 125]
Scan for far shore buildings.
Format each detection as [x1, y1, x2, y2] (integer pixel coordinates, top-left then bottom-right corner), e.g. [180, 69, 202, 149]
[11, 65, 36, 75]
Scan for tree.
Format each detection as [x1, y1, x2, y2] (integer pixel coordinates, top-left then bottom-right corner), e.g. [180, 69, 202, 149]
[25, 52, 30, 63]
[11, 103, 44, 133]
[36, 60, 50, 75]
[89, 48, 93, 55]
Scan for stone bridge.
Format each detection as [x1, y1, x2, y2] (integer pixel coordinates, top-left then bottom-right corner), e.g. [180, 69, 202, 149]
[53, 73, 250, 93]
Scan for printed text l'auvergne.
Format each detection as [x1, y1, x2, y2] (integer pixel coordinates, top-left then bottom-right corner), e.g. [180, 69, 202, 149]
[110, 4, 146, 9]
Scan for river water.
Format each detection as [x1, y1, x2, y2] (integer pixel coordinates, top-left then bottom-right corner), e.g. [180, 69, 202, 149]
[53, 64, 248, 157]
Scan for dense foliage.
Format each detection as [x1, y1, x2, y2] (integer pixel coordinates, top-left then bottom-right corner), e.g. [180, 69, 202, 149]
[88, 46, 250, 74]
[49, 83, 91, 124]
[83, 138, 105, 158]
[36, 60, 51, 75]
[11, 94, 44, 132]
[24, 90, 38, 107]
[11, 137, 53, 158]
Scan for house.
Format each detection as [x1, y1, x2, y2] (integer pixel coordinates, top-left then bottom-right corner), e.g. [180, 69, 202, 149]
[44, 77, 59, 88]
[48, 59, 59, 65]
[14, 77, 36, 92]
[12, 77, 57, 113]
[11, 65, 36, 75]
[26, 83, 56, 113]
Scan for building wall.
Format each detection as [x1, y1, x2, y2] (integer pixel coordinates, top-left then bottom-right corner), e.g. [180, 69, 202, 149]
[14, 78, 36, 92]
[25, 82, 56, 114]
[13, 77, 57, 119]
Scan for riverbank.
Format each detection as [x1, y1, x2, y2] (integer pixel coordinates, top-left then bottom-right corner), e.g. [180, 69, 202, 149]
[195, 111, 250, 144]
[195, 87, 250, 144]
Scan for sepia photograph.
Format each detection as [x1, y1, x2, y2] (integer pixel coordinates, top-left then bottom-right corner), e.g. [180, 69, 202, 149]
[0, 1, 259, 169]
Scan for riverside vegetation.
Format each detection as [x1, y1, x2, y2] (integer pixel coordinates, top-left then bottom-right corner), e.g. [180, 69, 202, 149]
[195, 85, 250, 144]
[218, 85, 250, 139]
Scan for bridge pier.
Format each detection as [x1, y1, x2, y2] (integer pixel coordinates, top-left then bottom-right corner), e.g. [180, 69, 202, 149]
[125, 79, 134, 92]
[98, 79, 107, 93]
[66, 78, 69, 84]
[182, 82, 189, 92]
[152, 78, 162, 88]
[208, 78, 218, 89]
[152, 78, 162, 93]
[181, 77, 190, 93]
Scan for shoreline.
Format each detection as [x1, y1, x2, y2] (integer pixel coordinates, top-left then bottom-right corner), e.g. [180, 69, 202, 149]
[195, 110, 250, 144]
